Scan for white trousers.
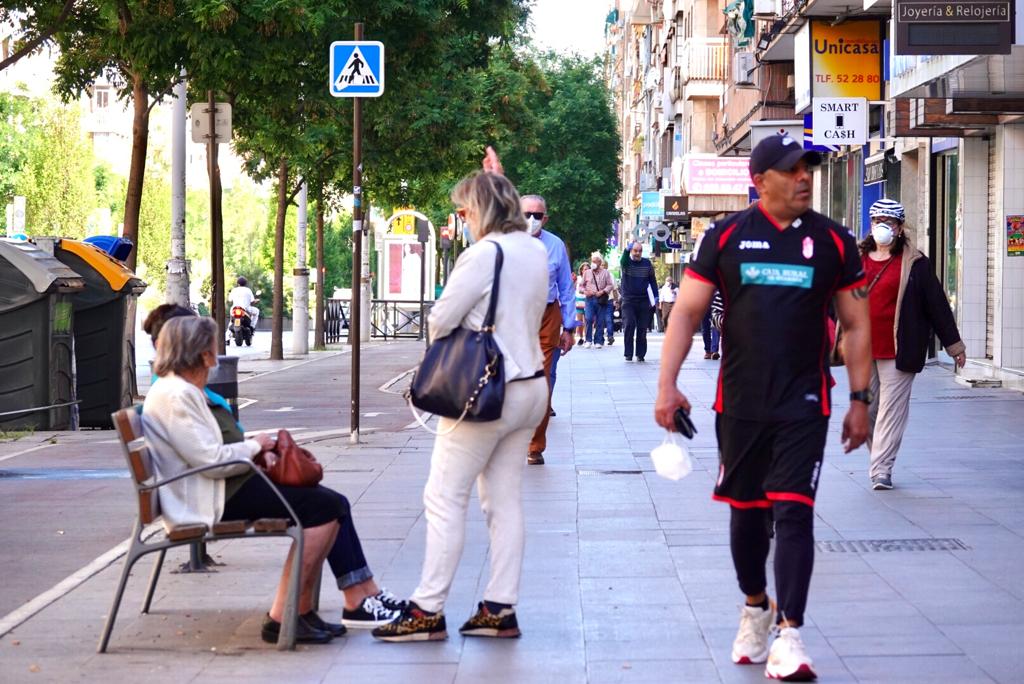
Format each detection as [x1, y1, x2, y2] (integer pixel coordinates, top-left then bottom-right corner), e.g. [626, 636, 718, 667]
[411, 376, 548, 613]
[867, 359, 917, 479]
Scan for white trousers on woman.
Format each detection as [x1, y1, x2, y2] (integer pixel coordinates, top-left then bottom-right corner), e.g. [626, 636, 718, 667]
[867, 359, 917, 480]
[411, 376, 548, 613]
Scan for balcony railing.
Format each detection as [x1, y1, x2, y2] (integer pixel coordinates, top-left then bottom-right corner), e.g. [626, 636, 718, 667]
[678, 38, 728, 86]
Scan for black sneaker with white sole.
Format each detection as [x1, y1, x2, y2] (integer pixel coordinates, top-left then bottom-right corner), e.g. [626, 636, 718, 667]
[376, 587, 409, 612]
[342, 594, 400, 628]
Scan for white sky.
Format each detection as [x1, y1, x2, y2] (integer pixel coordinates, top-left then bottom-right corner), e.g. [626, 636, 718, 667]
[528, 0, 615, 57]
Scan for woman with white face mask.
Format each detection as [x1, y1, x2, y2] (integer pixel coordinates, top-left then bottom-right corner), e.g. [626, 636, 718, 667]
[859, 199, 966, 491]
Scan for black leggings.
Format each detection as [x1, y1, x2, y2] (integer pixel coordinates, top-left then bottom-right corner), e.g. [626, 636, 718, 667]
[223, 476, 373, 589]
[729, 501, 814, 627]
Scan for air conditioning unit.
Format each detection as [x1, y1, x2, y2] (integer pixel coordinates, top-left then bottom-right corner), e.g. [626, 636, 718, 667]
[753, 0, 776, 16]
[734, 52, 756, 86]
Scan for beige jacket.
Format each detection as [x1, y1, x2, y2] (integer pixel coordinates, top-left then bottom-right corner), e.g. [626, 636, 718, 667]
[142, 374, 261, 530]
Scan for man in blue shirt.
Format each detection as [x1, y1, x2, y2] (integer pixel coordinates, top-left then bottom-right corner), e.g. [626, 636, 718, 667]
[522, 194, 576, 466]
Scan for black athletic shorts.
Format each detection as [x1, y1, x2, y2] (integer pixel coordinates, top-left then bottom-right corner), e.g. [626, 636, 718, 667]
[712, 413, 828, 509]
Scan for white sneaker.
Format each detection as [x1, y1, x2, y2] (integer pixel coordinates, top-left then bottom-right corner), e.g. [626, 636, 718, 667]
[731, 601, 776, 664]
[584, 342, 593, 349]
[765, 627, 816, 681]
[594, 343, 603, 349]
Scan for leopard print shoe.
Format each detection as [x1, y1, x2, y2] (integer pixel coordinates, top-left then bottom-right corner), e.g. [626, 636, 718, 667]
[371, 601, 447, 642]
[458, 601, 521, 638]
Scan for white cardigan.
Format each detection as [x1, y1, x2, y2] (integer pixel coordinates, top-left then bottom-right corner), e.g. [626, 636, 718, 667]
[142, 374, 261, 530]
[428, 231, 548, 380]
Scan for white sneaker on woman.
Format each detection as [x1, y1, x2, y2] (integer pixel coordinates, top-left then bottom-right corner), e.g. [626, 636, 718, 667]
[731, 601, 776, 664]
[765, 627, 816, 681]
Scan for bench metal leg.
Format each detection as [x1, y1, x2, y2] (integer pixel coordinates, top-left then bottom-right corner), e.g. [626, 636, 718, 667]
[97, 542, 143, 653]
[141, 548, 166, 614]
[277, 529, 303, 651]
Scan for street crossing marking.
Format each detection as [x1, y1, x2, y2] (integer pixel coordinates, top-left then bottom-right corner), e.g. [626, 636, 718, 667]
[330, 41, 385, 98]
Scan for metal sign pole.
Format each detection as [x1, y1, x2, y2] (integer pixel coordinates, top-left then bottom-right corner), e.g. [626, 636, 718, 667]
[349, 22, 364, 444]
[207, 90, 225, 354]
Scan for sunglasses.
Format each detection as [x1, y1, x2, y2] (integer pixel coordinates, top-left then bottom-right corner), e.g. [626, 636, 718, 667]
[523, 211, 544, 220]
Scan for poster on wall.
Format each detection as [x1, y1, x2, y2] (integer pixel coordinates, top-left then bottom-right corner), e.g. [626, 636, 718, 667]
[1008, 215, 1024, 257]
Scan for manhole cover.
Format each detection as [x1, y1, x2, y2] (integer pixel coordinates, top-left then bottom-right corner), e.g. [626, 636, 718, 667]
[0, 468, 129, 481]
[577, 469, 643, 476]
[816, 538, 968, 553]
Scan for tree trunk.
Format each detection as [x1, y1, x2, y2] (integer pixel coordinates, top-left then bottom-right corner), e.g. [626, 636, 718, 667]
[271, 158, 288, 361]
[123, 72, 149, 272]
[314, 193, 325, 350]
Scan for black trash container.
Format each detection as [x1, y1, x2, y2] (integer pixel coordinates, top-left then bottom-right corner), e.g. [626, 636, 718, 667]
[0, 239, 85, 430]
[45, 238, 147, 429]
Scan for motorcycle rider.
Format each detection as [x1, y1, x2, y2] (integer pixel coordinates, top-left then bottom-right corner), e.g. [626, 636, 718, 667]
[228, 276, 259, 330]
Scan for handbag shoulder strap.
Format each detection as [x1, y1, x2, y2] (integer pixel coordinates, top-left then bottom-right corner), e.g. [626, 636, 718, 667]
[482, 242, 504, 330]
[866, 255, 896, 293]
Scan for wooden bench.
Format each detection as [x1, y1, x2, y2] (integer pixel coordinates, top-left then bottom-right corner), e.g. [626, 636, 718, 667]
[97, 408, 305, 652]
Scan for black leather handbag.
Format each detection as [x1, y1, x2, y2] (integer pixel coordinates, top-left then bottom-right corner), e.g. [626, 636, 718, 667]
[407, 243, 505, 426]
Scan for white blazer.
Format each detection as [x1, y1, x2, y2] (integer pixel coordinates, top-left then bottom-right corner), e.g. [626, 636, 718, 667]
[428, 231, 548, 380]
[142, 374, 261, 530]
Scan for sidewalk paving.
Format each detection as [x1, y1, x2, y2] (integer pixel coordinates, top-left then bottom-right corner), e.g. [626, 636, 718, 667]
[2, 335, 1023, 683]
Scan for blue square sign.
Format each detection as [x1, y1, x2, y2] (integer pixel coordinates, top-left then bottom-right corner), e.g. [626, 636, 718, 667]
[330, 41, 385, 98]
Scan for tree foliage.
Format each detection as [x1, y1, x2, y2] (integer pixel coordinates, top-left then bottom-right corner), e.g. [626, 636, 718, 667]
[500, 54, 621, 263]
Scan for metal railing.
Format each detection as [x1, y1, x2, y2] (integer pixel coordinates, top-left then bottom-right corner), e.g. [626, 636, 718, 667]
[679, 38, 728, 84]
[325, 299, 434, 342]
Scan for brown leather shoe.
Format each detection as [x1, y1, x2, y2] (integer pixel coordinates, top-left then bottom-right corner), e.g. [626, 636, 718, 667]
[527, 451, 545, 465]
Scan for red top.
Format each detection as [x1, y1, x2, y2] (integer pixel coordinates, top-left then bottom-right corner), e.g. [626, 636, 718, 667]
[864, 254, 902, 359]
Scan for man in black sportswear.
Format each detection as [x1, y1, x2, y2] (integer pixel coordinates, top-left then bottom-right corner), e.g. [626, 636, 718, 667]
[654, 134, 872, 681]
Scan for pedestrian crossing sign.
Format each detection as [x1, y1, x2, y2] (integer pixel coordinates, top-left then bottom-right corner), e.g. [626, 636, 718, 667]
[329, 41, 385, 98]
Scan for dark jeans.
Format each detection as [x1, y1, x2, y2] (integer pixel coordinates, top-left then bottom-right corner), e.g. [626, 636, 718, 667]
[550, 342, 561, 391]
[605, 303, 615, 340]
[622, 299, 652, 360]
[701, 307, 720, 354]
[584, 297, 607, 345]
[223, 475, 373, 589]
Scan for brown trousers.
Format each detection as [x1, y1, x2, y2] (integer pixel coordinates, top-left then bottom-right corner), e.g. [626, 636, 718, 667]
[529, 302, 562, 455]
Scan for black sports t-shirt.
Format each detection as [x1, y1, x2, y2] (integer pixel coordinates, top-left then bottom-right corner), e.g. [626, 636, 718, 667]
[686, 203, 865, 421]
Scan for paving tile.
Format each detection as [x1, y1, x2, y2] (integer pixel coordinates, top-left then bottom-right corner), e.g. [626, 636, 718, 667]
[841, 654, 996, 683]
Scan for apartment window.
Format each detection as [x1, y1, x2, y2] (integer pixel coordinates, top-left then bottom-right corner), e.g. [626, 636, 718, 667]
[95, 89, 110, 109]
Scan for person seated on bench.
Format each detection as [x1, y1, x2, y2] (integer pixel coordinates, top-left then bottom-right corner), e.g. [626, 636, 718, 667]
[142, 316, 400, 645]
[143, 305, 404, 632]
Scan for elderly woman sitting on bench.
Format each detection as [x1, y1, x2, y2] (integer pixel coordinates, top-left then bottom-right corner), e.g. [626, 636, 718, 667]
[142, 315, 399, 645]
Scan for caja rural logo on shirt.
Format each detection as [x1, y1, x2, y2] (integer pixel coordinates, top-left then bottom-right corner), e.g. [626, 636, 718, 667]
[740, 263, 814, 289]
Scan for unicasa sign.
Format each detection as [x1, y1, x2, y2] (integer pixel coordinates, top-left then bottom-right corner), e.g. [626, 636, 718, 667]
[804, 19, 883, 108]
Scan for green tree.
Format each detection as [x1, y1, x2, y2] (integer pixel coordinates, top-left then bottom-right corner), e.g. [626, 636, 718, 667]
[500, 54, 622, 262]
[0, 92, 34, 207]
[13, 98, 95, 237]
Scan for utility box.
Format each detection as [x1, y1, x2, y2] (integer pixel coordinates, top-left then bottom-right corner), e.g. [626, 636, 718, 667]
[0, 239, 85, 430]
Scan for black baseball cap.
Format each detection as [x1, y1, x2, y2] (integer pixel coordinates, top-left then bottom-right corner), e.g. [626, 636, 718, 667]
[749, 134, 822, 176]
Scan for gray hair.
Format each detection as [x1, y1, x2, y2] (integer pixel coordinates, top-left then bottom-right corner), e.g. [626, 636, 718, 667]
[520, 194, 547, 212]
[153, 316, 218, 377]
[451, 172, 527, 236]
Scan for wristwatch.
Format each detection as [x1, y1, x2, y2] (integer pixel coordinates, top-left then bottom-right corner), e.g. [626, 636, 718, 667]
[849, 389, 873, 404]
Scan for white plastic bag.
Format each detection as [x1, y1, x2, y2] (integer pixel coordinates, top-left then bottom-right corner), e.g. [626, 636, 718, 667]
[650, 431, 693, 481]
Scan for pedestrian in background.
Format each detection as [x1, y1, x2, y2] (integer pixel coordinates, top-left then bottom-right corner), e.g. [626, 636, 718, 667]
[659, 277, 677, 334]
[655, 134, 872, 681]
[375, 169, 548, 643]
[859, 198, 966, 491]
[575, 262, 588, 345]
[582, 252, 613, 348]
[602, 257, 618, 345]
[619, 241, 659, 362]
[701, 298, 721, 360]
[521, 194, 576, 466]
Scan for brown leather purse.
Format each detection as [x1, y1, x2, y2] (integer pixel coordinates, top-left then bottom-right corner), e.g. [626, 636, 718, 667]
[258, 429, 323, 487]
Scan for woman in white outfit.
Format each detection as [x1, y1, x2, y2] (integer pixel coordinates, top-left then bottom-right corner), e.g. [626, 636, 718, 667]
[373, 171, 549, 642]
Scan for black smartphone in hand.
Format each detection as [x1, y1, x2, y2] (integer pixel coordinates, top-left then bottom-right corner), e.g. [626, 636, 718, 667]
[673, 408, 697, 439]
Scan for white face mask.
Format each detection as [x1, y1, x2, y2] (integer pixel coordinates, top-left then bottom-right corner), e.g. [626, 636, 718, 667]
[526, 217, 543, 236]
[871, 223, 895, 246]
